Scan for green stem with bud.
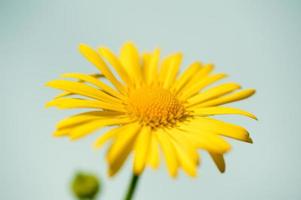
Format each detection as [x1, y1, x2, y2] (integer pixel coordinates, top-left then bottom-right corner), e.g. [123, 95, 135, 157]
[124, 174, 140, 200]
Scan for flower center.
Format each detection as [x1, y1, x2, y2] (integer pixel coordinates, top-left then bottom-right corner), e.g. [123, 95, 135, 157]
[127, 86, 186, 128]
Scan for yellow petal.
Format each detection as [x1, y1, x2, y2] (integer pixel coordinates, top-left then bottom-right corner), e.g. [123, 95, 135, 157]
[56, 73, 104, 99]
[79, 44, 124, 92]
[191, 118, 252, 143]
[120, 42, 142, 85]
[167, 130, 199, 176]
[145, 48, 160, 84]
[93, 126, 122, 149]
[61, 73, 125, 100]
[200, 89, 256, 107]
[156, 129, 178, 177]
[142, 53, 151, 73]
[158, 54, 172, 82]
[53, 115, 125, 138]
[180, 63, 214, 92]
[69, 117, 131, 140]
[107, 140, 132, 177]
[56, 111, 122, 129]
[46, 98, 125, 112]
[184, 131, 231, 153]
[106, 123, 140, 164]
[105, 123, 140, 177]
[133, 126, 151, 174]
[98, 47, 131, 85]
[169, 129, 199, 164]
[53, 127, 71, 137]
[146, 133, 160, 169]
[171, 139, 197, 177]
[162, 53, 183, 89]
[187, 83, 241, 107]
[173, 62, 202, 93]
[56, 116, 98, 130]
[190, 106, 257, 120]
[179, 73, 227, 100]
[46, 80, 122, 104]
[209, 153, 225, 173]
[55, 91, 74, 99]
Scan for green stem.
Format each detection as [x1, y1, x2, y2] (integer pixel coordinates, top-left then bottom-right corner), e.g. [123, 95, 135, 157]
[124, 174, 140, 200]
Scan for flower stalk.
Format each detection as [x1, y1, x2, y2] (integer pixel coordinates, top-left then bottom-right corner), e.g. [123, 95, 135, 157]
[124, 174, 140, 200]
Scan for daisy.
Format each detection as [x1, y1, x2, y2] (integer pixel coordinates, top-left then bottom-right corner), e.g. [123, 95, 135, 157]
[46, 42, 256, 179]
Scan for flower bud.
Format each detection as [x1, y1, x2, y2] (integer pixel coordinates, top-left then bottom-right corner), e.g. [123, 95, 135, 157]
[71, 172, 100, 199]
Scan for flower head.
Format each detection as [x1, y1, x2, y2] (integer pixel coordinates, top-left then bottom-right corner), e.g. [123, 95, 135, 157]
[46, 42, 256, 177]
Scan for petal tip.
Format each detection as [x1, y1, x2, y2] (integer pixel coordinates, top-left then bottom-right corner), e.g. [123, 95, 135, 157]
[78, 43, 94, 54]
[247, 137, 253, 144]
[45, 101, 54, 108]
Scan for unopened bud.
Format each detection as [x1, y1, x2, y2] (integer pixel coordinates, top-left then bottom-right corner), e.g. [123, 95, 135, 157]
[71, 172, 100, 199]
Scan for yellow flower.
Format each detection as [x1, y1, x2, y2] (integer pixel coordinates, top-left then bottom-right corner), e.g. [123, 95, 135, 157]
[46, 42, 256, 178]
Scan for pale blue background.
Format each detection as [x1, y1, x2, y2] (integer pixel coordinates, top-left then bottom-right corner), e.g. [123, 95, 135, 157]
[1, 0, 301, 199]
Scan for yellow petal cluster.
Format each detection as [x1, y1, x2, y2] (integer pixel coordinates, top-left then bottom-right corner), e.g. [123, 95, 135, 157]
[46, 42, 256, 177]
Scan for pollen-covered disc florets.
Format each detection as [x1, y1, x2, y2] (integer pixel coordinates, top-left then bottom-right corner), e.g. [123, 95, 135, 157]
[127, 86, 186, 128]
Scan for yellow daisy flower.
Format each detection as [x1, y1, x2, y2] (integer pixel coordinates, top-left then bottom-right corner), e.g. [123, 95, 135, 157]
[46, 42, 256, 178]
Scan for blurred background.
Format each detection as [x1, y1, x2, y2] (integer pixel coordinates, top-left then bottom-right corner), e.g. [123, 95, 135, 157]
[1, 0, 300, 199]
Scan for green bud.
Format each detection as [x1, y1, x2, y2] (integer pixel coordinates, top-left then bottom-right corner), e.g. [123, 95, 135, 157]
[71, 172, 101, 200]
